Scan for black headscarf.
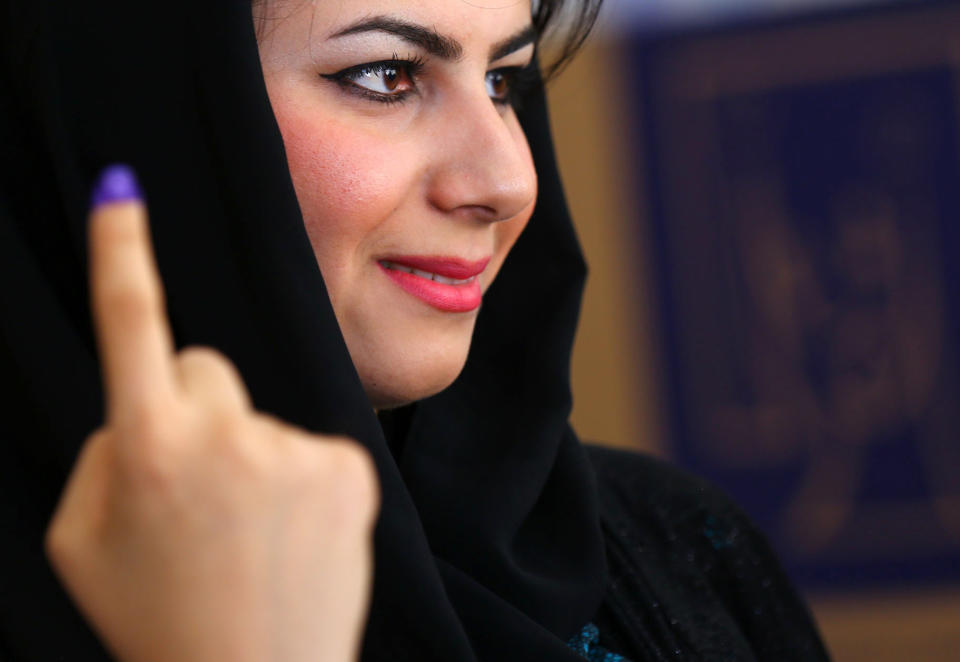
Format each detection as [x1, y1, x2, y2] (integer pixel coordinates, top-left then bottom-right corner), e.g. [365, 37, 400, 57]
[0, 1, 607, 659]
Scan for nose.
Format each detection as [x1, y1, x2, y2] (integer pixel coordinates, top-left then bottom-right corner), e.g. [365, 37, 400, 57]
[425, 92, 537, 223]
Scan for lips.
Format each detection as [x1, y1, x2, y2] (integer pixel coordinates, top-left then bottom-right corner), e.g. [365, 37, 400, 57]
[378, 256, 490, 313]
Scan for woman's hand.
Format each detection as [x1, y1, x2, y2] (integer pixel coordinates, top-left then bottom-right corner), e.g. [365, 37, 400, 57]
[45, 166, 378, 662]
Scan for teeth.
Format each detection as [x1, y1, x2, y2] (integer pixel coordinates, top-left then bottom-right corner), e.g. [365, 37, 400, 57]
[433, 274, 461, 285]
[381, 260, 473, 285]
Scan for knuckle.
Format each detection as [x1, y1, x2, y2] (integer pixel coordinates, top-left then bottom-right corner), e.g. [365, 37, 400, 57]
[177, 345, 229, 369]
[83, 427, 111, 448]
[175, 346, 249, 407]
[44, 510, 92, 576]
[317, 439, 380, 528]
[43, 516, 72, 569]
[329, 438, 376, 481]
[114, 412, 185, 489]
[122, 400, 177, 444]
[207, 413, 251, 453]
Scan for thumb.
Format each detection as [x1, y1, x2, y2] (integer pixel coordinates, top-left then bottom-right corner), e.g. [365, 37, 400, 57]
[46, 430, 114, 572]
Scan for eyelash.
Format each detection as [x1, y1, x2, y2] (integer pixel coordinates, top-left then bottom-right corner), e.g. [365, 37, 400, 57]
[320, 56, 536, 108]
[321, 55, 426, 105]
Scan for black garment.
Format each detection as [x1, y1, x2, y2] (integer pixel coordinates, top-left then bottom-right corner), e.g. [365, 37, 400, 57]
[0, 1, 602, 660]
[587, 446, 830, 661]
[0, 1, 828, 660]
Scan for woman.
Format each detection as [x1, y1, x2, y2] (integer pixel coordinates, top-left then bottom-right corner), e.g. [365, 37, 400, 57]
[0, 0, 830, 660]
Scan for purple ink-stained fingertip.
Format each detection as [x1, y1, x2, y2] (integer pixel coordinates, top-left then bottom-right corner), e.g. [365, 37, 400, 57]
[90, 164, 143, 209]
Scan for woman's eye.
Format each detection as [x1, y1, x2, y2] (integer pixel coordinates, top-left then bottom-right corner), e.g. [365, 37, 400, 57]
[487, 66, 537, 107]
[486, 70, 512, 104]
[321, 59, 423, 103]
[348, 64, 413, 95]
[324, 60, 532, 107]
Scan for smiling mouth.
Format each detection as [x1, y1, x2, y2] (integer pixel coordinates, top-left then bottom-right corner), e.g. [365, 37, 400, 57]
[377, 256, 490, 313]
[379, 260, 475, 285]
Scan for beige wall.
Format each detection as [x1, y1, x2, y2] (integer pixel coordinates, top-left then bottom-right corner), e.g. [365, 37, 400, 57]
[810, 589, 960, 662]
[546, 41, 666, 455]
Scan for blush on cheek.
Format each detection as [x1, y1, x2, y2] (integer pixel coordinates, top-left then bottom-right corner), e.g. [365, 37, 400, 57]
[272, 95, 401, 205]
[267, 94, 417, 303]
[278, 113, 366, 211]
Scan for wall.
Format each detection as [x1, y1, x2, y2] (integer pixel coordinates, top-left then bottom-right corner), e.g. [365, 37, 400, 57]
[546, 7, 960, 657]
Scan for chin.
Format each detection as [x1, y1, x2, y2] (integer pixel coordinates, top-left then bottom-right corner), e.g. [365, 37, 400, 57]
[349, 336, 472, 411]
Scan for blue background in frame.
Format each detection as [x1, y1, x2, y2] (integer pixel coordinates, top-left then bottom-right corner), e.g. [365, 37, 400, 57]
[628, 2, 960, 589]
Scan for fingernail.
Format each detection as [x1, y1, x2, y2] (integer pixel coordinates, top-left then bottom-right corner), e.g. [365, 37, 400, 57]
[90, 164, 143, 209]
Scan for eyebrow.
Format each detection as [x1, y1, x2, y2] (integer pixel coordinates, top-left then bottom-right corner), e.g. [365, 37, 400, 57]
[330, 16, 537, 63]
[490, 25, 537, 62]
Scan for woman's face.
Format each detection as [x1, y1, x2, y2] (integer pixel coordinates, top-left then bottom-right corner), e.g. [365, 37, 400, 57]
[257, 0, 537, 410]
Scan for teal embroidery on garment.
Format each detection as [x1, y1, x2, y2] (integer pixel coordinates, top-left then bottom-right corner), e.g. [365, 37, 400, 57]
[703, 514, 737, 550]
[566, 623, 630, 662]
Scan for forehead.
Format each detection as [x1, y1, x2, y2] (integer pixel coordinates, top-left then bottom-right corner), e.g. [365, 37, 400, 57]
[257, 0, 533, 48]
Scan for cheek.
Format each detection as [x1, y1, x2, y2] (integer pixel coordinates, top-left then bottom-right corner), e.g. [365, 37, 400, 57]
[270, 98, 406, 273]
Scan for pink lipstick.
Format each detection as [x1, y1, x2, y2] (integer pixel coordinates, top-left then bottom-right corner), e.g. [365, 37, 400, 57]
[378, 256, 490, 313]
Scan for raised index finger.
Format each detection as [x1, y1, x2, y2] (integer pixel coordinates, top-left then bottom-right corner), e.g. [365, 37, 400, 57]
[88, 165, 176, 422]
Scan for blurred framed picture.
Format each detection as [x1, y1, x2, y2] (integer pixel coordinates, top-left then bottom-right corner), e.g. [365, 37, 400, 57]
[632, 1, 960, 588]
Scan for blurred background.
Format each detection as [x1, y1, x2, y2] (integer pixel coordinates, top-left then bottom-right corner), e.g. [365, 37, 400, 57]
[545, 0, 960, 659]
